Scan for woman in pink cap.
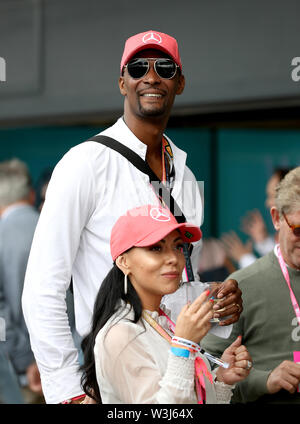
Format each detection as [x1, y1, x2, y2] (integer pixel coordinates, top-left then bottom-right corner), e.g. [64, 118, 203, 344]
[80, 204, 252, 404]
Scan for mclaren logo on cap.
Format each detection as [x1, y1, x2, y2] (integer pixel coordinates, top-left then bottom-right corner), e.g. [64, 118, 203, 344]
[142, 32, 162, 44]
[150, 207, 171, 222]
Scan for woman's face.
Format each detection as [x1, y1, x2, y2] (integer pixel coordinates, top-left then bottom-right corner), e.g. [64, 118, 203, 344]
[124, 230, 186, 308]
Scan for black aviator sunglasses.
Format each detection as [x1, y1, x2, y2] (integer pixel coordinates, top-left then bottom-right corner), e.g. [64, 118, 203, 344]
[123, 58, 179, 80]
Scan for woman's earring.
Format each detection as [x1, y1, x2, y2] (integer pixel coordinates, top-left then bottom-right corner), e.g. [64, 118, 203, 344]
[124, 274, 128, 294]
[179, 279, 183, 288]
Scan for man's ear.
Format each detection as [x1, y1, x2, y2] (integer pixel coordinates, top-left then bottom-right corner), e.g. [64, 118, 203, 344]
[271, 206, 281, 231]
[119, 76, 127, 96]
[176, 73, 185, 95]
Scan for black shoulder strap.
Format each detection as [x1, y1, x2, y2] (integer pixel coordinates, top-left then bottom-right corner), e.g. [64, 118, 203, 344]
[88, 135, 186, 223]
[88, 134, 195, 281]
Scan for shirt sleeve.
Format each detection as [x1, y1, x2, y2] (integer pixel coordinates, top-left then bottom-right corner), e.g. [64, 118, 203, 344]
[214, 379, 234, 403]
[0, 242, 34, 374]
[97, 322, 197, 404]
[231, 367, 271, 403]
[22, 145, 97, 403]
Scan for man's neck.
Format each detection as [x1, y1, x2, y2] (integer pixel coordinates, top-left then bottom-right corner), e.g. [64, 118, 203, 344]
[123, 113, 167, 159]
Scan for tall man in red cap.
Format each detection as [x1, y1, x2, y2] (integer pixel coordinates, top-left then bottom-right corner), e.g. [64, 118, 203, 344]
[22, 30, 242, 404]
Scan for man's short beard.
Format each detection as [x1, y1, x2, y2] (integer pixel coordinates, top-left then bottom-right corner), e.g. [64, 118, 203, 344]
[137, 99, 166, 117]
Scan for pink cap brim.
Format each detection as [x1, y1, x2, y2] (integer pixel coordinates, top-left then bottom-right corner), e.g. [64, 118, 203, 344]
[132, 222, 202, 248]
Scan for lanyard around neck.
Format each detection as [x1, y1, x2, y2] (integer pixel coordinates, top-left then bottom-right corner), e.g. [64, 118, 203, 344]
[276, 244, 300, 326]
[161, 137, 173, 188]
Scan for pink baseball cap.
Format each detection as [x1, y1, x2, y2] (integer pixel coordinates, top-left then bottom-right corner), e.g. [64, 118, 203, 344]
[110, 204, 202, 261]
[120, 30, 182, 74]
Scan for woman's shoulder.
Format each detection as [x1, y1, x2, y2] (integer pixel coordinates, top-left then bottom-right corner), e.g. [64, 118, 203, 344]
[94, 305, 144, 353]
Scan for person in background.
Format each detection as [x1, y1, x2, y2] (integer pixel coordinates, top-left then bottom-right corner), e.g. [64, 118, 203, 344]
[0, 158, 43, 403]
[197, 237, 236, 282]
[202, 167, 300, 404]
[35, 167, 53, 212]
[221, 167, 292, 269]
[0, 291, 24, 403]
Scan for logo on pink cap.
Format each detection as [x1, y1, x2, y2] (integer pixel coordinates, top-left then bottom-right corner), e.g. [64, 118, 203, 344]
[142, 32, 162, 45]
[150, 207, 171, 222]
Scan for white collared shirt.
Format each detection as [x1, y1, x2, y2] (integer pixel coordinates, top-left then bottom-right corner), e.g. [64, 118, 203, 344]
[22, 117, 204, 403]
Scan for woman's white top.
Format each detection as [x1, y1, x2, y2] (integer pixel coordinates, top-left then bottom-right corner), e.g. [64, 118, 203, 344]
[94, 303, 233, 404]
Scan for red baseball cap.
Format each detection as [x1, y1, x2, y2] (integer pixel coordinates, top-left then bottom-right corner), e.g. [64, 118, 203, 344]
[110, 204, 202, 261]
[120, 30, 182, 74]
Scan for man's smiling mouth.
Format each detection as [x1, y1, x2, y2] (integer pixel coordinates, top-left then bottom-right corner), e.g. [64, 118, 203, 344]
[141, 93, 163, 98]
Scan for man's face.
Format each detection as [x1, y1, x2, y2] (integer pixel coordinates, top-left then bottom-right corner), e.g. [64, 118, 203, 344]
[271, 207, 300, 269]
[119, 49, 185, 120]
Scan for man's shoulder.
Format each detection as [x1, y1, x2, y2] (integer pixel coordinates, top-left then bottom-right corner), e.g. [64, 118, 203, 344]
[55, 126, 116, 171]
[1, 205, 39, 227]
[229, 251, 276, 286]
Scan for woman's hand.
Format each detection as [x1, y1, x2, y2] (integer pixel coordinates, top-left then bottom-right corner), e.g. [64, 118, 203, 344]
[175, 290, 213, 343]
[215, 336, 252, 385]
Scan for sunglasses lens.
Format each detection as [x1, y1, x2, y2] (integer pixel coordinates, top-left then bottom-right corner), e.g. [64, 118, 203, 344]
[127, 59, 149, 79]
[293, 228, 300, 237]
[126, 58, 177, 79]
[155, 59, 177, 79]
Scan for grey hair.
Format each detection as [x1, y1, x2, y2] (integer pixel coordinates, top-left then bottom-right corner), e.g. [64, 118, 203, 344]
[0, 158, 32, 207]
[275, 166, 300, 217]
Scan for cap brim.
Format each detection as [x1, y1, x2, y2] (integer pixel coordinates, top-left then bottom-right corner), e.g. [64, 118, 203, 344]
[134, 222, 202, 247]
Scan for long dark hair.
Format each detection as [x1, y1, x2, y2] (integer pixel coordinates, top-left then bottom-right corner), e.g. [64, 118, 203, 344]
[80, 264, 142, 403]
